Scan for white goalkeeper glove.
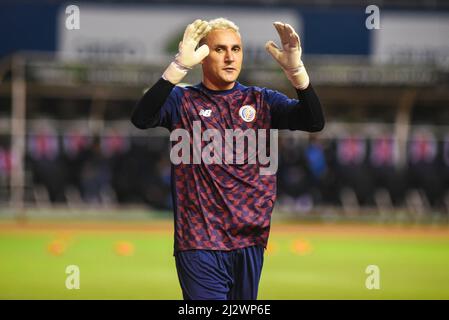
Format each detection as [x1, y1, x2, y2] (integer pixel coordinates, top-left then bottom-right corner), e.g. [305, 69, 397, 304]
[265, 22, 310, 90]
[162, 19, 211, 84]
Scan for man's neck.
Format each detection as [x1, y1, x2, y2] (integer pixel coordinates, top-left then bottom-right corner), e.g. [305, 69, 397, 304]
[202, 79, 236, 91]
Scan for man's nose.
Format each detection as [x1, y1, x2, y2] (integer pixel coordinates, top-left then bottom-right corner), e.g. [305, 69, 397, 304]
[224, 49, 235, 62]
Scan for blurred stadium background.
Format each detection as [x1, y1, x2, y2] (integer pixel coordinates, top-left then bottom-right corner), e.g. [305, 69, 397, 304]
[0, 0, 448, 299]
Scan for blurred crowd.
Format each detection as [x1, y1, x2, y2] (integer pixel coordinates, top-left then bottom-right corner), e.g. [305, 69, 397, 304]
[0, 127, 449, 214]
[277, 131, 449, 214]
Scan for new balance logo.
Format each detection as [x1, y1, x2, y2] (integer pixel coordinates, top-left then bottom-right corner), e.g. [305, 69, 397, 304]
[199, 109, 212, 117]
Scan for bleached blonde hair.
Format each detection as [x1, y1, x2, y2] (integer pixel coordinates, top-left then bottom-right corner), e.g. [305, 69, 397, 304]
[199, 18, 241, 45]
[208, 18, 239, 34]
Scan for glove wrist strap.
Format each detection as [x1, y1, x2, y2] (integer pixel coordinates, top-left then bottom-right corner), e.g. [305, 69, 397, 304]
[173, 55, 193, 72]
[162, 61, 188, 84]
[284, 64, 310, 90]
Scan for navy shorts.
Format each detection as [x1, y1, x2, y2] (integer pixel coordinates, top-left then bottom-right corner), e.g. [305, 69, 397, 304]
[174, 245, 265, 300]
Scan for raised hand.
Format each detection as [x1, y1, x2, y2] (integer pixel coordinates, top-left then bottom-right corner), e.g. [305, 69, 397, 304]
[265, 22, 310, 90]
[176, 19, 211, 69]
[163, 19, 211, 84]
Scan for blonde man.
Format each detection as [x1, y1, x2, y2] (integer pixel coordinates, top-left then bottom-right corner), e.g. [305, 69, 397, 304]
[132, 18, 324, 300]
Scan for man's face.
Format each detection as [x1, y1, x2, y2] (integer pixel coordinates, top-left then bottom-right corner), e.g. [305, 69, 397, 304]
[201, 29, 243, 90]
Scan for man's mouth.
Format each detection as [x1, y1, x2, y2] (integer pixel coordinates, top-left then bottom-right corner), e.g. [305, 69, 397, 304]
[223, 67, 236, 71]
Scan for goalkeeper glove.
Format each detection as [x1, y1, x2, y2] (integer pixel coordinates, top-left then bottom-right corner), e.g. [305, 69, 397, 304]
[162, 19, 211, 84]
[265, 22, 310, 90]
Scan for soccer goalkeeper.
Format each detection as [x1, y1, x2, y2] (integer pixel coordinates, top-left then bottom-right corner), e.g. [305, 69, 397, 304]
[131, 18, 324, 300]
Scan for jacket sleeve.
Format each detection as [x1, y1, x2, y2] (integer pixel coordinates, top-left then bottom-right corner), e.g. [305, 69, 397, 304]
[267, 83, 325, 132]
[130, 78, 181, 130]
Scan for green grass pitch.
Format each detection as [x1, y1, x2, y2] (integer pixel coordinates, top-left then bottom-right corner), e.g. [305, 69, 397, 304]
[0, 220, 448, 299]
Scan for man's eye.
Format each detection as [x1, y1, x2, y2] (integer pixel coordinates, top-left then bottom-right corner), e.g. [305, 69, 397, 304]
[216, 48, 224, 53]
[233, 47, 241, 52]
